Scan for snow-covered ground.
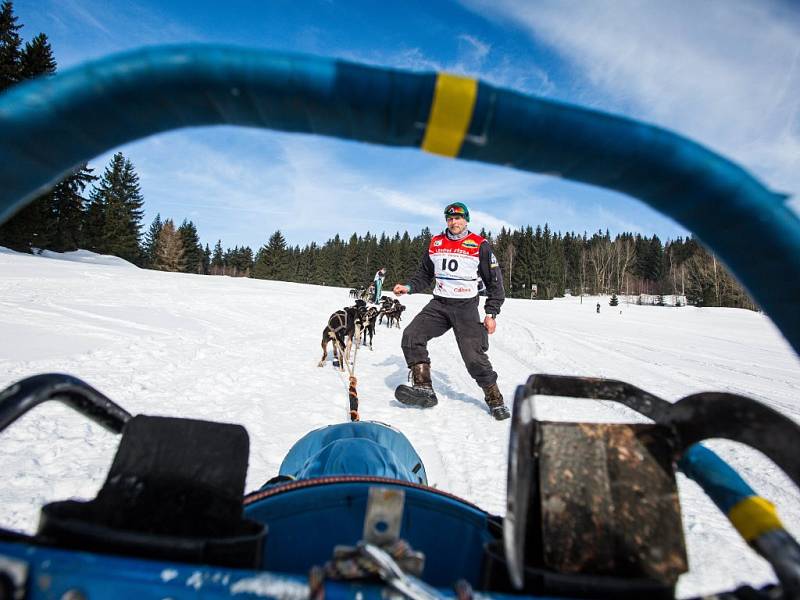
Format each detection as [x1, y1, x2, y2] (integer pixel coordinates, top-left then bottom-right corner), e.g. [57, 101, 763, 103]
[1, 247, 799, 597]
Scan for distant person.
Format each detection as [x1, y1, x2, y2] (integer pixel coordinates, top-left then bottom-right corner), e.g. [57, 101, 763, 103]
[392, 202, 509, 420]
[596, 302, 601, 314]
[373, 267, 386, 304]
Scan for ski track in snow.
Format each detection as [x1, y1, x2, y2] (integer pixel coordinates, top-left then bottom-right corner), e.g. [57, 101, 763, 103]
[1, 247, 800, 597]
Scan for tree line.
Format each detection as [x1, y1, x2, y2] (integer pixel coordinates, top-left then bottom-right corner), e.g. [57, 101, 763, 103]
[242, 226, 757, 310]
[0, 1, 755, 310]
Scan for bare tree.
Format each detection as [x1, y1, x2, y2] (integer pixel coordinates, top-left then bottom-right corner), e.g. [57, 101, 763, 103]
[613, 238, 636, 293]
[589, 236, 613, 294]
[505, 243, 515, 292]
[685, 245, 755, 309]
[154, 219, 186, 272]
[579, 248, 587, 302]
[668, 246, 677, 296]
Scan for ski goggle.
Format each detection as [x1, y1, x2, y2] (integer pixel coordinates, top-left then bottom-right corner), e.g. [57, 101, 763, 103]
[444, 204, 467, 219]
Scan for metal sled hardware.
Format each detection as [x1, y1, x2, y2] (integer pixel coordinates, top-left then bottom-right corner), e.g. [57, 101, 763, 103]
[505, 374, 800, 597]
[0, 373, 131, 435]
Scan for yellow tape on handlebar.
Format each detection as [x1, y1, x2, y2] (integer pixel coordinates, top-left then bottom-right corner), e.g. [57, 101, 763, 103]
[729, 496, 783, 541]
[421, 73, 478, 157]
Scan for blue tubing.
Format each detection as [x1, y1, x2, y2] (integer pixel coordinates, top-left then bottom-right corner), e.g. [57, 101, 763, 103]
[679, 444, 757, 514]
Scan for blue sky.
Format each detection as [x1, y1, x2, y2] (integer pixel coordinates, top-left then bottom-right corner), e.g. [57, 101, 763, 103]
[13, 0, 800, 250]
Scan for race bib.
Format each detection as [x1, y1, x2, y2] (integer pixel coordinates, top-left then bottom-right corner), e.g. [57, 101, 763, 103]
[428, 233, 484, 298]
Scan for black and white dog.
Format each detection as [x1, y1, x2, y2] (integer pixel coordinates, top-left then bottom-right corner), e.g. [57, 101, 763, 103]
[387, 300, 406, 328]
[360, 306, 379, 350]
[318, 300, 368, 369]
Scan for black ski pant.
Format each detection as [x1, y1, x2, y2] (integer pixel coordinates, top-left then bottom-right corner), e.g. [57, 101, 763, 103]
[401, 296, 497, 388]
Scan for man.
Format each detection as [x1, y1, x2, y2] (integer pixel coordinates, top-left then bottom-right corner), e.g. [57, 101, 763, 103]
[392, 202, 510, 420]
[373, 267, 386, 304]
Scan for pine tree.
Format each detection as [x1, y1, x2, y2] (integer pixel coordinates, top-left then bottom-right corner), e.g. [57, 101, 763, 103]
[211, 240, 224, 275]
[82, 190, 106, 252]
[338, 233, 359, 286]
[0, 188, 51, 251]
[224, 246, 238, 276]
[142, 214, 163, 268]
[360, 232, 379, 285]
[202, 243, 211, 275]
[609, 293, 619, 307]
[49, 164, 96, 252]
[399, 231, 415, 282]
[20, 32, 55, 79]
[538, 224, 561, 299]
[510, 227, 533, 298]
[531, 225, 544, 294]
[0, 1, 22, 92]
[177, 219, 203, 273]
[304, 241, 319, 283]
[646, 236, 664, 281]
[0, 25, 58, 251]
[253, 230, 287, 280]
[92, 153, 145, 262]
[154, 219, 186, 272]
[373, 233, 390, 285]
[384, 232, 402, 288]
[242, 247, 254, 276]
[225, 245, 253, 277]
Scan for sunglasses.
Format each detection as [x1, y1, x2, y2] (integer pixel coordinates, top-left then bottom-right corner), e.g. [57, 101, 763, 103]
[445, 205, 466, 216]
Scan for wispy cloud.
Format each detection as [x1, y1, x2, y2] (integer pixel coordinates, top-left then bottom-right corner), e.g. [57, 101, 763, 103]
[337, 36, 553, 96]
[36, 0, 204, 66]
[458, 34, 490, 61]
[460, 0, 800, 197]
[336, 46, 443, 73]
[366, 184, 516, 234]
[60, 0, 111, 37]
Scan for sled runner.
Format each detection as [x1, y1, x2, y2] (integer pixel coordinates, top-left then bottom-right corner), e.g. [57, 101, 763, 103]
[2, 45, 800, 599]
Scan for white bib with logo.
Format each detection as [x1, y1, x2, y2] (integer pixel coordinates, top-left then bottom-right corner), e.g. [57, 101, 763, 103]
[429, 232, 484, 298]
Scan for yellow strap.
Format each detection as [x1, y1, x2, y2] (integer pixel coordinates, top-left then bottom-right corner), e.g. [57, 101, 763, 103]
[421, 73, 478, 157]
[729, 496, 783, 541]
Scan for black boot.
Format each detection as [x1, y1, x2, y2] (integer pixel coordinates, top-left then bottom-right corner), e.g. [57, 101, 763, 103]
[482, 383, 510, 420]
[394, 363, 438, 408]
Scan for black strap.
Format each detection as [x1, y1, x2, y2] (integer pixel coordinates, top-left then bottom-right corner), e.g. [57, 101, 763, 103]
[38, 415, 265, 568]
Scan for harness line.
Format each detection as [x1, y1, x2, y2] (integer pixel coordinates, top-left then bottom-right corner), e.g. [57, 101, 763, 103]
[331, 321, 362, 422]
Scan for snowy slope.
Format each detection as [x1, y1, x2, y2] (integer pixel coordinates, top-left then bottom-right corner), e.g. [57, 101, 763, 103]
[1, 247, 799, 597]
